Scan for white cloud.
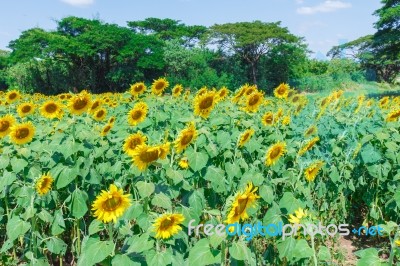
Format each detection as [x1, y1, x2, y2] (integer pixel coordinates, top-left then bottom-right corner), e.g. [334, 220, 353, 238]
[295, 0, 305, 4]
[61, 0, 95, 7]
[297, 1, 351, 15]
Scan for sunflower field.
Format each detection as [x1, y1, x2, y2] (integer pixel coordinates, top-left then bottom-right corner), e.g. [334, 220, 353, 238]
[0, 80, 399, 266]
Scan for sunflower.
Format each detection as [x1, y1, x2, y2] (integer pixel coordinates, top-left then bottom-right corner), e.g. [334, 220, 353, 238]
[0, 115, 16, 138]
[386, 109, 400, 122]
[276, 108, 283, 119]
[36, 173, 54, 196]
[174, 122, 197, 153]
[178, 158, 189, 169]
[196, 87, 208, 97]
[17, 103, 35, 117]
[231, 85, 247, 103]
[69, 91, 92, 115]
[151, 78, 169, 95]
[304, 125, 318, 137]
[92, 184, 132, 223]
[89, 99, 102, 113]
[93, 108, 107, 122]
[282, 116, 290, 126]
[238, 129, 254, 148]
[172, 84, 183, 97]
[100, 123, 113, 137]
[304, 161, 324, 182]
[6, 90, 21, 104]
[108, 116, 116, 124]
[261, 112, 274, 126]
[153, 213, 185, 239]
[395, 240, 400, 247]
[265, 141, 286, 166]
[298, 136, 320, 156]
[193, 90, 217, 119]
[274, 83, 289, 99]
[127, 102, 148, 126]
[123, 132, 147, 157]
[244, 85, 257, 96]
[379, 97, 390, 109]
[9, 122, 35, 145]
[290, 94, 301, 104]
[130, 82, 147, 97]
[288, 208, 308, 224]
[132, 142, 170, 171]
[40, 100, 63, 119]
[244, 91, 264, 113]
[217, 86, 229, 101]
[225, 183, 260, 224]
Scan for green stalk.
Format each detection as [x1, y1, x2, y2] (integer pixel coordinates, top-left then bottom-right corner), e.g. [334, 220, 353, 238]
[76, 219, 81, 256]
[221, 240, 226, 265]
[388, 230, 399, 265]
[310, 234, 318, 266]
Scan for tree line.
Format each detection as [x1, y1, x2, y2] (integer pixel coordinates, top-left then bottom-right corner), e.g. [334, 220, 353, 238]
[0, 0, 398, 94]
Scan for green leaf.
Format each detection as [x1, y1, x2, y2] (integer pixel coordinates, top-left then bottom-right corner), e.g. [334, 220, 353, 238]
[0, 155, 10, 169]
[151, 193, 172, 210]
[259, 185, 274, 204]
[276, 238, 296, 261]
[318, 246, 331, 262]
[88, 219, 104, 235]
[77, 237, 115, 266]
[135, 181, 155, 198]
[361, 144, 382, 164]
[45, 237, 67, 255]
[10, 158, 28, 173]
[112, 254, 140, 266]
[229, 240, 253, 262]
[56, 166, 78, 189]
[126, 233, 154, 254]
[71, 189, 88, 219]
[187, 151, 208, 172]
[225, 162, 241, 179]
[279, 192, 302, 214]
[145, 250, 172, 266]
[189, 189, 205, 214]
[188, 239, 220, 265]
[355, 248, 383, 266]
[203, 166, 226, 193]
[0, 171, 16, 193]
[292, 239, 314, 260]
[51, 209, 66, 235]
[6, 217, 31, 241]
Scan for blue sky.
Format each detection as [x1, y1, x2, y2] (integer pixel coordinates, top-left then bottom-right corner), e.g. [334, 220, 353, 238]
[0, 0, 382, 58]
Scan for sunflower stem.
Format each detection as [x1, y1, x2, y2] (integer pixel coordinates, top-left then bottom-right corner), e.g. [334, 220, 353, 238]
[310, 233, 318, 266]
[76, 219, 81, 256]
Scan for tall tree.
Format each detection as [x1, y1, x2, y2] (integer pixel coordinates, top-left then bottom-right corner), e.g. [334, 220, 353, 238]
[208, 21, 299, 85]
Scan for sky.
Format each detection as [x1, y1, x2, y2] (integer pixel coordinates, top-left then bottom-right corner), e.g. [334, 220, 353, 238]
[0, 0, 382, 58]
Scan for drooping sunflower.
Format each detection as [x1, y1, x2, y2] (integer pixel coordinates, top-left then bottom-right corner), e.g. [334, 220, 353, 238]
[6, 90, 21, 104]
[274, 83, 290, 99]
[130, 82, 147, 97]
[238, 129, 254, 148]
[231, 85, 248, 104]
[288, 208, 308, 224]
[153, 213, 185, 239]
[68, 91, 92, 115]
[131, 142, 170, 171]
[261, 112, 274, 126]
[304, 161, 324, 182]
[193, 90, 217, 119]
[127, 102, 148, 126]
[40, 100, 64, 119]
[304, 125, 318, 137]
[225, 183, 260, 224]
[217, 86, 229, 101]
[123, 132, 147, 157]
[100, 123, 113, 137]
[244, 85, 258, 96]
[298, 136, 320, 156]
[172, 84, 183, 97]
[92, 108, 107, 122]
[36, 173, 54, 196]
[178, 158, 189, 169]
[17, 103, 35, 117]
[174, 122, 197, 153]
[0, 115, 16, 138]
[92, 184, 132, 223]
[265, 141, 286, 166]
[386, 109, 400, 122]
[244, 91, 264, 113]
[151, 78, 169, 95]
[9, 122, 35, 145]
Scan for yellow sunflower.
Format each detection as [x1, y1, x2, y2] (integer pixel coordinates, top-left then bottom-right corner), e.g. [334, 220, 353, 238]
[225, 183, 260, 224]
[172, 84, 183, 97]
[17, 103, 35, 117]
[178, 158, 189, 169]
[288, 208, 307, 224]
[6, 90, 21, 104]
[193, 90, 217, 119]
[100, 123, 113, 137]
[68, 91, 92, 115]
[40, 100, 64, 119]
[0, 115, 16, 138]
[386, 109, 400, 122]
[9, 122, 35, 145]
[92, 184, 132, 223]
[265, 141, 286, 166]
[174, 122, 197, 153]
[304, 161, 324, 182]
[93, 108, 107, 122]
[127, 102, 148, 126]
[108, 116, 116, 124]
[151, 78, 169, 95]
[89, 99, 102, 113]
[130, 82, 147, 97]
[290, 94, 301, 104]
[153, 213, 185, 239]
[238, 129, 254, 148]
[131, 143, 170, 171]
[231, 85, 247, 103]
[379, 97, 390, 109]
[36, 173, 54, 196]
[282, 116, 291, 126]
[244, 91, 264, 113]
[298, 136, 320, 156]
[304, 125, 318, 137]
[244, 85, 258, 96]
[217, 86, 229, 101]
[261, 112, 274, 126]
[123, 132, 147, 157]
[196, 87, 208, 98]
[274, 83, 290, 99]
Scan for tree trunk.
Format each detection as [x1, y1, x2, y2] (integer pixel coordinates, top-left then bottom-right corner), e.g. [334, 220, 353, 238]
[251, 62, 257, 85]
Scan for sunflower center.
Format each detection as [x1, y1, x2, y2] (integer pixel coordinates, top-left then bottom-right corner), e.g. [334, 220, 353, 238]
[265, 115, 273, 123]
[15, 128, 30, 139]
[129, 138, 142, 149]
[9, 93, 17, 100]
[390, 112, 400, 119]
[96, 110, 105, 118]
[159, 217, 175, 230]
[139, 148, 160, 163]
[91, 101, 100, 110]
[155, 82, 166, 91]
[246, 89, 255, 96]
[45, 103, 58, 113]
[269, 147, 282, 160]
[109, 117, 115, 123]
[102, 195, 122, 211]
[40, 177, 51, 190]
[22, 105, 32, 113]
[135, 85, 144, 92]
[180, 133, 194, 145]
[248, 95, 260, 106]
[0, 121, 10, 132]
[131, 110, 143, 120]
[73, 98, 88, 110]
[199, 96, 213, 109]
[278, 87, 286, 95]
[235, 197, 249, 216]
[292, 96, 299, 103]
[103, 125, 111, 133]
[242, 133, 250, 142]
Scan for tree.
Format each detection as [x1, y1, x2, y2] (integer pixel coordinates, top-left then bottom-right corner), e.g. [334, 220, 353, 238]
[208, 21, 299, 85]
[0, 50, 10, 90]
